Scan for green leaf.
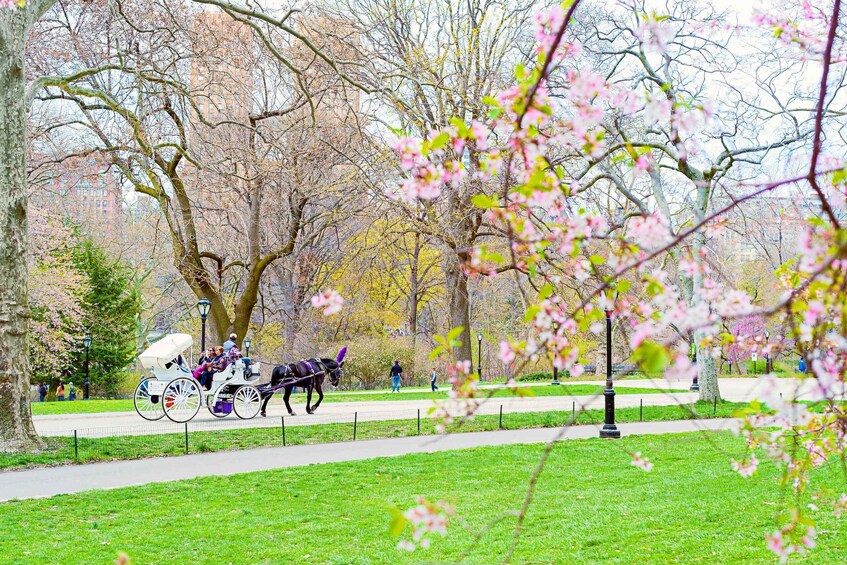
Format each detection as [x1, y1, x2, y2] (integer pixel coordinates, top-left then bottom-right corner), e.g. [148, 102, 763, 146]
[428, 132, 450, 151]
[514, 64, 527, 80]
[471, 194, 500, 209]
[616, 279, 631, 294]
[538, 283, 554, 301]
[482, 95, 500, 107]
[447, 326, 465, 342]
[429, 346, 446, 360]
[524, 305, 541, 323]
[388, 508, 408, 537]
[632, 341, 671, 373]
[589, 254, 606, 266]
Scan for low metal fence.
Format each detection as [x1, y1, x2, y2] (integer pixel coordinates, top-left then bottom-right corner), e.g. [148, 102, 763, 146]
[1, 397, 726, 469]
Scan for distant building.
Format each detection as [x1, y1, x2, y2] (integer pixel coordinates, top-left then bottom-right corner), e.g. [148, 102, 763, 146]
[36, 156, 123, 231]
[714, 194, 816, 266]
[189, 10, 254, 125]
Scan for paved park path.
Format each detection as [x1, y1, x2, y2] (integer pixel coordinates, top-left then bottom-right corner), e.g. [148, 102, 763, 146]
[31, 377, 833, 436]
[1, 418, 734, 502]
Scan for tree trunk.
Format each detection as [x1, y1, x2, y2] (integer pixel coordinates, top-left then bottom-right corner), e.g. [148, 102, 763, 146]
[685, 194, 721, 402]
[0, 10, 42, 452]
[408, 233, 421, 384]
[444, 252, 472, 371]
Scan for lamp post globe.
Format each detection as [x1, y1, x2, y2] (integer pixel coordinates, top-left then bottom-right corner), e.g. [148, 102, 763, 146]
[82, 335, 92, 400]
[197, 298, 211, 352]
[477, 332, 483, 382]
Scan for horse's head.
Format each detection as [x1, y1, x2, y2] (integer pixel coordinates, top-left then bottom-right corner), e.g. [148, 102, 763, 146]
[326, 359, 343, 387]
[327, 346, 346, 387]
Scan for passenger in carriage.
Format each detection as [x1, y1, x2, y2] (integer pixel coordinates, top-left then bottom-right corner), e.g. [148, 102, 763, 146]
[193, 347, 219, 390]
[212, 346, 229, 372]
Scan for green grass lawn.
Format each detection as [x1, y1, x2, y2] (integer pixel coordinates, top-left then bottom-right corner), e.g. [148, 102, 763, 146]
[30, 384, 682, 416]
[1, 431, 843, 564]
[4, 401, 741, 471]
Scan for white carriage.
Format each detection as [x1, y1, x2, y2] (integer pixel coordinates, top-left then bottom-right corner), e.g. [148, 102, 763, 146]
[133, 333, 263, 423]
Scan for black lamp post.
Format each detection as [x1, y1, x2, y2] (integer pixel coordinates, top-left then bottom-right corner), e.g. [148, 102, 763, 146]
[551, 322, 560, 385]
[244, 337, 252, 357]
[83, 335, 92, 400]
[477, 332, 483, 382]
[765, 331, 770, 374]
[197, 297, 211, 352]
[600, 304, 621, 439]
[689, 340, 699, 392]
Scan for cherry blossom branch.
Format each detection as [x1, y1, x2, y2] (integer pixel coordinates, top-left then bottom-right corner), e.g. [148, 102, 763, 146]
[808, 0, 842, 228]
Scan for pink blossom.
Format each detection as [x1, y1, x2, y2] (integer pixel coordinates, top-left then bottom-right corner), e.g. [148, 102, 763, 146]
[627, 214, 673, 249]
[664, 355, 697, 382]
[400, 163, 445, 200]
[766, 530, 788, 561]
[498, 340, 516, 364]
[567, 70, 609, 102]
[629, 324, 652, 350]
[634, 18, 676, 53]
[394, 137, 423, 170]
[470, 120, 490, 151]
[731, 454, 759, 478]
[397, 496, 453, 551]
[310, 289, 344, 316]
[643, 97, 673, 125]
[396, 540, 415, 552]
[630, 452, 654, 472]
[533, 5, 566, 56]
[611, 89, 645, 114]
[0, 0, 21, 7]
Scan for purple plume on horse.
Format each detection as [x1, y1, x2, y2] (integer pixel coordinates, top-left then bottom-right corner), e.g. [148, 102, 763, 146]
[337, 346, 348, 363]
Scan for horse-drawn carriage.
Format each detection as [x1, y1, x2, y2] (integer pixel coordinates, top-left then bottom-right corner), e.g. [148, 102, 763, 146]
[133, 333, 263, 423]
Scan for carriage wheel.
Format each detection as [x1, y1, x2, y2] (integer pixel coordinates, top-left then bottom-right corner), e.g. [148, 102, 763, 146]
[133, 378, 164, 421]
[162, 377, 202, 423]
[233, 386, 261, 420]
[206, 389, 229, 418]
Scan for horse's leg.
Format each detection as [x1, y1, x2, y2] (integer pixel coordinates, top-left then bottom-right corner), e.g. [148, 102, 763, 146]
[283, 386, 296, 416]
[311, 377, 325, 413]
[260, 391, 273, 417]
[306, 380, 314, 414]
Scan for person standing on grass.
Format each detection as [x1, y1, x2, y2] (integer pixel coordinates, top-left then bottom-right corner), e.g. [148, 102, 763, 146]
[38, 383, 47, 402]
[56, 381, 65, 401]
[68, 382, 76, 401]
[390, 360, 403, 392]
[430, 367, 438, 391]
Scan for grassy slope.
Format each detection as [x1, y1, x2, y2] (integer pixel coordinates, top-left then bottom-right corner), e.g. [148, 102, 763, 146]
[29, 384, 680, 416]
[4, 401, 742, 471]
[1, 431, 843, 564]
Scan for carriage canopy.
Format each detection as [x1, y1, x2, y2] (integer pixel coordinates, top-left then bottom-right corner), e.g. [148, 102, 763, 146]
[139, 333, 193, 370]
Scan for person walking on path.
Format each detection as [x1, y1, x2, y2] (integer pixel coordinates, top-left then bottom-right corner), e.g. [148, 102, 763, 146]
[38, 383, 47, 402]
[56, 381, 65, 401]
[430, 367, 438, 391]
[390, 360, 403, 393]
[67, 382, 76, 401]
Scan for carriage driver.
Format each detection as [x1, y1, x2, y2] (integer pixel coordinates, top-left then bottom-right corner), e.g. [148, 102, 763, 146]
[223, 333, 238, 354]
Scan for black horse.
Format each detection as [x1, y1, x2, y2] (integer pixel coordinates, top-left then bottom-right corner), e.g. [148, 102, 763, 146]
[259, 348, 345, 417]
